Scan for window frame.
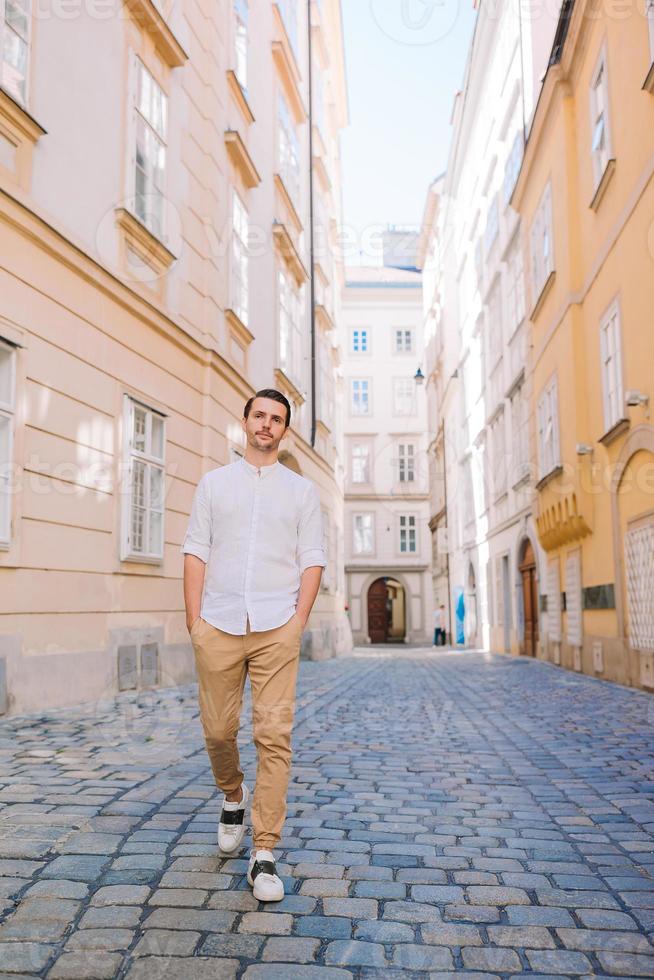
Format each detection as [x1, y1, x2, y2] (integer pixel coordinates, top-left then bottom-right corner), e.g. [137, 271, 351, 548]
[599, 296, 625, 434]
[278, 264, 303, 385]
[234, 0, 248, 91]
[397, 442, 415, 484]
[505, 233, 526, 337]
[351, 442, 371, 484]
[0, 0, 32, 107]
[278, 92, 300, 204]
[350, 378, 371, 416]
[121, 395, 167, 564]
[648, 0, 654, 63]
[394, 328, 413, 354]
[530, 179, 554, 303]
[0, 338, 16, 548]
[537, 374, 561, 481]
[398, 513, 418, 555]
[352, 511, 374, 556]
[589, 44, 613, 191]
[231, 189, 249, 327]
[392, 377, 416, 417]
[351, 328, 369, 354]
[133, 57, 169, 241]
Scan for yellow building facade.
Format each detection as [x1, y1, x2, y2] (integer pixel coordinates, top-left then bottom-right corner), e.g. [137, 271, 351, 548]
[513, 1, 654, 688]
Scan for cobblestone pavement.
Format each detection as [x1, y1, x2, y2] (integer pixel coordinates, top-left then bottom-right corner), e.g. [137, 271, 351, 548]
[0, 647, 653, 979]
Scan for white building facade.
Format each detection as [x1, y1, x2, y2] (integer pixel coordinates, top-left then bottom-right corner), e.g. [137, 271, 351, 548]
[419, 0, 560, 653]
[342, 261, 433, 646]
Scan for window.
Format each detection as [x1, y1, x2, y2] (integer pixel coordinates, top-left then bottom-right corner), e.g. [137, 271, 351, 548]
[487, 279, 503, 369]
[599, 298, 624, 432]
[1, 0, 31, 105]
[590, 50, 612, 188]
[491, 411, 507, 499]
[134, 60, 168, 239]
[398, 443, 415, 483]
[394, 329, 413, 353]
[350, 379, 370, 415]
[537, 375, 561, 480]
[393, 378, 415, 416]
[0, 340, 16, 546]
[278, 94, 300, 203]
[278, 0, 298, 56]
[231, 192, 249, 326]
[123, 397, 166, 561]
[234, 0, 248, 90]
[506, 236, 525, 335]
[484, 194, 499, 256]
[648, 1, 654, 63]
[351, 328, 368, 354]
[625, 519, 654, 652]
[547, 557, 562, 643]
[503, 130, 523, 207]
[278, 265, 303, 384]
[353, 513, 373, 555]
[511, 384, 530, 484]
[530, 180, 554, 302]
[566, 550, 583, 648]
[399, 514, 417, 554]
[351, 443, 370, 484]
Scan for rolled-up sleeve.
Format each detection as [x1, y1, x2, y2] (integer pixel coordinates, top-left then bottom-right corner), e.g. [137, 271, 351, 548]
[297, 482, 327, 573]
[181, 474, 212, 563]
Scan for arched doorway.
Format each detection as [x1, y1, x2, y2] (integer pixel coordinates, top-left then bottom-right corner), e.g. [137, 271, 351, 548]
[367, 577, 406, 643]
[519, 539, 539, 657]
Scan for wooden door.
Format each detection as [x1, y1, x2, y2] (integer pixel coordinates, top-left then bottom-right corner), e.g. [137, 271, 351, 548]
[368, 579, 388, 643]
[520, 542, 538, 657]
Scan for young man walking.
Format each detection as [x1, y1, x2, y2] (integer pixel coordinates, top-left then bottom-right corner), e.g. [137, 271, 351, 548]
[181, 389, 325, 901]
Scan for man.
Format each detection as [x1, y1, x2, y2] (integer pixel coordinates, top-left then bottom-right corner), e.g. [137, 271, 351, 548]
[433, 604, 447, 646]
[181, 389, 326, 902]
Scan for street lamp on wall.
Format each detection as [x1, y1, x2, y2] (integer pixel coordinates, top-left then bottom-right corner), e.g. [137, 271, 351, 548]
[414, 366, 425, 385]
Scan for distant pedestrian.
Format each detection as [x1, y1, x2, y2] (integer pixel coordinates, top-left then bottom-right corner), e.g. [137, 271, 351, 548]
[433, 604, 447, 646]
[181, 389, 326, 902]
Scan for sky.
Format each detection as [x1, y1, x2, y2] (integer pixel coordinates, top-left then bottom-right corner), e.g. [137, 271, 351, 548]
[339, 0, 478, 262]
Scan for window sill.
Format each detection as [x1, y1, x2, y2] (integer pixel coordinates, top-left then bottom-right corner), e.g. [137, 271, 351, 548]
[643, 60, 654, 94]
[0, 86, 46, 190]
[274, 366, 306, 406]
[271, 4, 306, 123]
[121, 553, 165, 567]
[115, 207, 177, 275]
[123, 0, 188, 68]
[272, 221, 308, 284]
[226, 70, 255, 125]
[589, 158, 616, 212]
[513, 469, 532, 491]
[530, 269, 555, 321]
[598, 416, 630, 447]
[535, 464, 563, 492]
[225, 131, 261, 188]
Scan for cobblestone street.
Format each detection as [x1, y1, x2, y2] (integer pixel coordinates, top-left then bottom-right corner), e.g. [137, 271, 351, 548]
[0, 648, 653, 979]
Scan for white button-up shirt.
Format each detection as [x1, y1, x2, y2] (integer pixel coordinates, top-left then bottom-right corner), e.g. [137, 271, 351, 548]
[181, 457, 326, 635]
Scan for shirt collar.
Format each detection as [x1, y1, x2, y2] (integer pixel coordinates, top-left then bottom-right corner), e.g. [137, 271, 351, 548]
[240, 457, 281, 479]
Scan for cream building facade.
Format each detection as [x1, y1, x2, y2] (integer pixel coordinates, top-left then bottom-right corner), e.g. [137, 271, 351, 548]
[342, 251, 433, 646]
[0, 0, 352, 716]
[419, 0, 560, 653]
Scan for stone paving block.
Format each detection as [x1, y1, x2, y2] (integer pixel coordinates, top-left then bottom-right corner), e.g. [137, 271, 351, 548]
[91, 885, 151, 906]
[78, 906, 143, 929]
[354, 920, 415, 943]
[262, 937, 321, 962]
[146, 888, 207, 907]
[142, 908, 236, 932]
[295, 916, 352, 939]
[535, 888, 620, 909]
[486, 925, 555, 948]
[207, 890, 259, 911]
[198, 934, 264, 958]
[444, 904, 501, 923]
[293, 863, 346, 879]
[391, 943, 454, 970]
[506, 906, 575, 927]
[324, 939, 387, 967]
[526, 948, 593, 974]
[323, 897, 378, 919]
[46, 951, 123, 979]
[410, 884, 465, 903]
[300, 878, 350, 897]
[462, 946, 522, 972]
[242, 968, 352, 980]
[577, 908, 639, 929]
[0, 941, 56, 973]
[382, 900, 442, 923]
[131, 929, 201, 958]
[40, 855, 110, 881]
[556, 927, 653, 953]
[238, 912, 293, 935]
[420, 922, 484, 946]
[123, 957, 239, 979]
[466, 885, 530, 905]
[64, 928, 134, 950]
[596, 951, 654, 975]
[353, 880, 406, 900]
[23, 880, 88, 899]
[343, 865, 393, 881]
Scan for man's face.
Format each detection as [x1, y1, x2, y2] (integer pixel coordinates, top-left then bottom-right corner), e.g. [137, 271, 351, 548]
[242, 397, 288, 453]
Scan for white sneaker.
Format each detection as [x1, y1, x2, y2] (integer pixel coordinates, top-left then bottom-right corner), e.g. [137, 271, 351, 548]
[217, 782, 249, 854]
[247, 848, 284, 902]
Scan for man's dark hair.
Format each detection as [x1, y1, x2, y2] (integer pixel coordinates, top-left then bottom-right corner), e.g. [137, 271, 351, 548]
[244, 389, 291, 429]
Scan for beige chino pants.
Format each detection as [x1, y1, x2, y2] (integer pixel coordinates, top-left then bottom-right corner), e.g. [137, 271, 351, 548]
[190, 613, 303, 850]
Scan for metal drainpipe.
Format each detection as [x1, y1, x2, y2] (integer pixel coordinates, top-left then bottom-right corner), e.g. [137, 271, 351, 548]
[307, 0, 317, 448]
